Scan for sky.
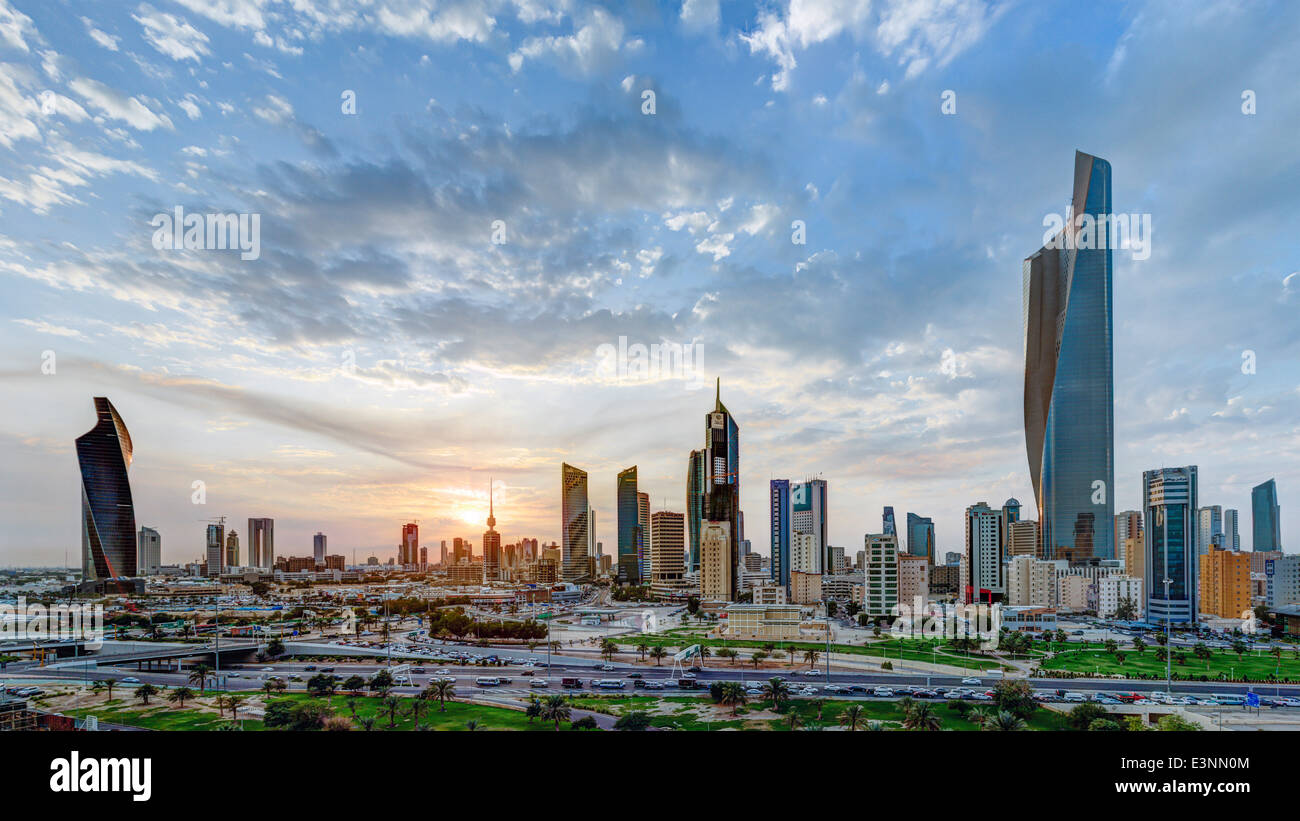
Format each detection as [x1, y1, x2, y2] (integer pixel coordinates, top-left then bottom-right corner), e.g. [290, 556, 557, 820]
[0, 0, 1297, 568]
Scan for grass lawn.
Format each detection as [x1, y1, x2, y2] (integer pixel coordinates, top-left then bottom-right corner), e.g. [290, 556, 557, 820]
[565, 693, 1068, 731]
[1040, 645, 1300, 682]
[617, 634, 1013, 671]
[60, 692, 575, 731]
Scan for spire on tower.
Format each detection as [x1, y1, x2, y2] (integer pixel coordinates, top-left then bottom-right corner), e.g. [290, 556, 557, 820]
[486, 477, 496, 530]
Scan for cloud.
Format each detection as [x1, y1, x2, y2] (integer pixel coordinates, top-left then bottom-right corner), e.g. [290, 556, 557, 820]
[68, 76, 174, 130]
[81, 16, 121, 51]
[133, 3, 212, 62]
[509, 7, 641, 74]
[0, 0, 37, 52]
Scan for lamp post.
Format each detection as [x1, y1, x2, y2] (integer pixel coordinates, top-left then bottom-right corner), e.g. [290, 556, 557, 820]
[1163, 575, 1172, 699]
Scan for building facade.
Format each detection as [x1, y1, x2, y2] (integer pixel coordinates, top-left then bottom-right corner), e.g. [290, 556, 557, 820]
[1144, 466, 1199, 625]
[77, 397, 137, 579]
[561, 463, 590, 582]
[1252, 479, 1281, 552]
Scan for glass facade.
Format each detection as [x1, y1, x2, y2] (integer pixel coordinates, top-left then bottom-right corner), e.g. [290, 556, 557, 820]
[1144, 466, 1198, 624]
[1252, 478, 1281, 552]
[616, 466, 640, 584]
[770, 479, 790, 588]
[704, 380, 741, 600]
[77, 397, 136, 579]
[906, 512, 934, 564]
[686, 449, 705, 573]
[1024, 151, 1115, 561]
[561, 463, 589, 581]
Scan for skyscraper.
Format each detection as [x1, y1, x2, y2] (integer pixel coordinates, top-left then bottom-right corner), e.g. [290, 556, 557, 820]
[1222, 508, 1240, 552]
[1196, 506, 1222, 555]
[248, 518, 274, 568]
[637, 491, 651, 583]
[137, 526, 161, 574]
[905, 512, 935, 564]
[483, 481, 500, 580]
[650, 510, 688, 599]
[561, 463, 590, 582]
[617, 466, 640, 584]
[963, 502, 1006, 603]
[686, 449, 705, 573]
[882, 506, 896, 537]
[1024, 151, 1115, 561]
[225, 530, 240, 567]
[703, 380, 741, 601]
[313, 532, 327, 567]
[791, 478, 827, 572]
[76, 397, 137, 579]
[205, 522, 224, 576]
[1113, 510, 1142, 566]
[401, 522, 419, 566]
[769, 479, 791, 589]
[1252, 479, 1281, 552]
[1144, 466, 1199, 625]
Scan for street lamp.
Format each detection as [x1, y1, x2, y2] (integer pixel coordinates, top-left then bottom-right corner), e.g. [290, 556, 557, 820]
[1162, 576, 1172, 699]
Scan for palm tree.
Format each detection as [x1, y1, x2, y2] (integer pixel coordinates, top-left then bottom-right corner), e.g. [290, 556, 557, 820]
[600, 638, 618, 661]
[526, 696, 542, 723]
[134, 683, 158, 706]
[465, 720, 481, 731]
[902, 701, 941, 731]
[985, 710, 1026, 731]
[382, 695, 402, 728]
[750, 651, 767, 669]
[649, 646, 668, 666]
[188, 663, 211, 692]
[785, 712, 801, 731]
[356, 716, 376, 731]
[261, 679, 278, 697]
[425, 679, 456, 712]
[761, 677, 791, 711]
[166, 686, 196, 708]
[541, 695, 571, 730]
[636, 641, 650, 661]
[803, 649, 820, 669]
[406, 697, 428, 729]
[718, 681, 747, 716]
[839, 704, 864, 731]
[866, 720, 885, 731]
[967, 707, 992, 728]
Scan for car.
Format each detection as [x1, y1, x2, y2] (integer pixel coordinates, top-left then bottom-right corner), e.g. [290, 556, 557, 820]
[961, 677, 982, 685]
[680, 672, 697, 680]
[413, 667, 426, 674]
[687, 666, 702, 673]
[746, 687, 765, 696]
[873, 687, 894, 697]
[1062, 692, 1086, 703]
[823, 684, 848, 694]
[530, 678, 550, 688]
[520, 670, 535, 677]
[320, 667, 335, 673]
[599, 664, 615, 672]
[628, 672, 642, 678]
[304, 665, 317, 671]
[847, 684, 870, 694]
[969, 692, 993, 701]
[802, 669, 823, 677]
[262, 667, 275, 672]
[289, 675, 303, 682]
[644, 680, 665, 690]
[226, 672, 240, 678]
[1277, 697, 1300, 707]
[121, 676, 140, 683]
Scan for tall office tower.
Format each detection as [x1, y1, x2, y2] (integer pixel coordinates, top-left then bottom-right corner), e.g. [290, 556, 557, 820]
[863, 533, 899, 620]
[650, 510, 687, 598]
[703, 380, 741, 601]
[791, 532, 820, 574]
[313, 532, 327, 567]
[616, 466, 640, 584]
[561, 463, 590, 582]
[1143, 466, 1199, 625]
[1008, 519, 1039, 557]
[882, 507, 896, 536]
[686, 449, 706, 573]
[76, 397, 137, 579]
[483, 482, 501, 580]
[905, 513, 935, 564]
[1000, 498, 1022, 560]
[401, 522, 419, 566]
[589, 508, 596, 563]
[1222, 509, 1240, 552]
[1196, 506, 1223, 555]
[205, 522, 224, 576]
[248, 518, 274, 568]
[792, 479, 828, 571]
[699, 521, 732, 601]
[769, 479, 792, 589]
[828, 544, 846, 574]
[453, 537, 467, 563]
[637, 491, 651, 582]
[1113, 510, 1142, 567]
[440, 540, 448, 567]
[137, 527, 161, 574]
[419, 546, 427, 567]
[225, 530, 240, 568]
[963, 502, 1006, 603]
[1252, 479, 1282, 551]
[1024, 152, 1116, 561]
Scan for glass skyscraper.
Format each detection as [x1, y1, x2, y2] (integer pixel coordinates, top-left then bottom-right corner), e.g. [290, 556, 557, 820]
[1144, 466, 1198, 625]
[616, 465, 640, 584]
[769, 479, 791, 588]
[1024, 151, 1115, 561]
[77, 397, 137, 579]
[703, 380, 741, 601]
[686, 449, 705, 573]
[905, 512, 935, 564]
[560, 463, 590, 581]
[1252, 479, 1281, 552]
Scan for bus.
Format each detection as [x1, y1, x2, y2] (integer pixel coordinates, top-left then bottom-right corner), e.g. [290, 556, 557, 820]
[593, 679, 626, 690]
[1211, 693, 1246, 706]
[475, 676, 502, 687]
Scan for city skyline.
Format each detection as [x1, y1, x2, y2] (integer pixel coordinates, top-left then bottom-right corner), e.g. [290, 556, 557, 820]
[2, 0, 1299, 567]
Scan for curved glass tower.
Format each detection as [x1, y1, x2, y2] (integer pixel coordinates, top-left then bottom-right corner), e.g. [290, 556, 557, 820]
[1024, 151, 1115, 561]
[77, 397, 137, 579]
[560, 463, 590, 581]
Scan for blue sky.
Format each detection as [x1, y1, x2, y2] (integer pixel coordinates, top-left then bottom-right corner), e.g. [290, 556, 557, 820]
[0, 0, 1297, 567]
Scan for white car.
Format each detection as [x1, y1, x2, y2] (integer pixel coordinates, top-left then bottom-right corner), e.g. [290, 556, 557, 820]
[599, 664, 615, 672]
[802, 669, 823, 677]
[746, 688, 764, 696]
[262, 667, 275, 672]
[530, 678, 549, 688]
[961, 677, 982, 685]
[680, 672, 697, 680]
[121, 676, 140, 683]
[874, 687, 894, 697]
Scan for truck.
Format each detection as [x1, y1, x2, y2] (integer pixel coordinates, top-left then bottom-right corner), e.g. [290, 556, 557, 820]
[561, 677, 584, 688]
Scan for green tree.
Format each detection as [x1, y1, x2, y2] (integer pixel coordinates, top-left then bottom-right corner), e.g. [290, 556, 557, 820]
[761, 677, 791, 712]
[1066, 702, 1109, 731]
[614, 711, 651, 731]
[649, 646, 668, 666]
[541, 695, 571, 730]
[133, 683, 158, 705]
[1157, 714, 1201, 732]
[839, 704, 864, 731]
[166, 686, 195, 708]
[985, 710, 1026, 731]
[718, 681, 747, 716]
[902, 702, 942, 731]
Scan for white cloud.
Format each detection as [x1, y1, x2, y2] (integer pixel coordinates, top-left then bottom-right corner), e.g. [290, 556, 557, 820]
[69, 77, 174, 131]
[509, 7, 640, 74]
[0, 0, 37, 53]
[81, 16, 121, 51]
[133, 3, 212, 62]
[680, 0, 720, 32]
